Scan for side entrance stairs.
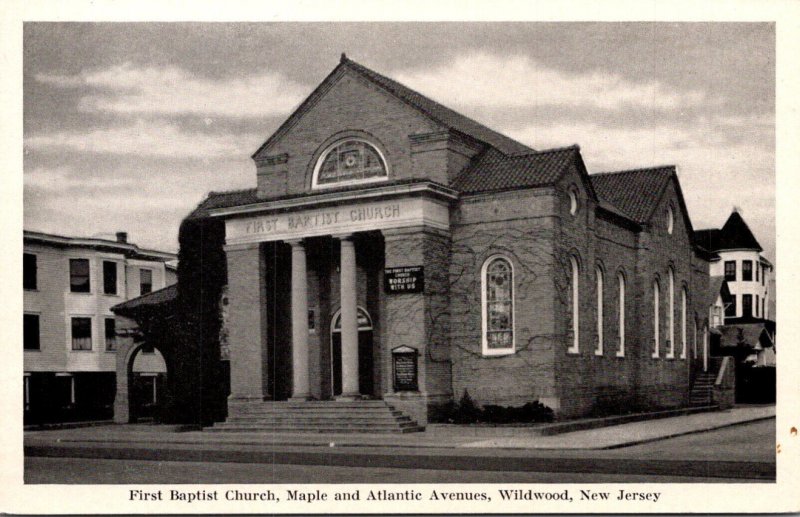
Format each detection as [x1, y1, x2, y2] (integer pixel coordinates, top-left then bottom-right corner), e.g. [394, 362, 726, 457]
[208, 399, 424, 434]
[689, 371, 716, 407]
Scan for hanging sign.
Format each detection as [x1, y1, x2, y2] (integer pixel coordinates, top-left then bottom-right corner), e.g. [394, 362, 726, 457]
[384, 266, 424, 294]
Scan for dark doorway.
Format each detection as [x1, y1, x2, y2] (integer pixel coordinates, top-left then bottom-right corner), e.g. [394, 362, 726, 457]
[331, 331, 374, 397]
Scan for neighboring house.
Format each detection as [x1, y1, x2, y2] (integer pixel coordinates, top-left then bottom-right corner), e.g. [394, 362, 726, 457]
[23, 230, 177, 424]
[695, 210, 775, 367]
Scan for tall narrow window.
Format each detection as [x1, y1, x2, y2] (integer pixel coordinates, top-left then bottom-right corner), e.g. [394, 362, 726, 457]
[105, 318, 117, 351]
[742, 260, 753, 281]
[667, 268, 675, 358]
[595, 266, 604, 356]
[140, 269, 153, 295]
[653, 280, 660, 358]
[761, 265, 766, 286]
[742, 294, 753, 318]
[617, 272, 625, 357]
[482, 256, 514, 355]
[69, 259, 90, 293]
[693, 318, 698, 359]
[23, 253, 37, 290]
[756, 263, 760, 282]
[762, 297, 766, 319]
[724, 261, 736, 281]
[681, 288, 687, 359]
[71, 317, 92, 350]
[103, 261, 118, 295]
[24, 314, 40, 350]
[755, 295, 760, 317]
[568, 256, 580, 354]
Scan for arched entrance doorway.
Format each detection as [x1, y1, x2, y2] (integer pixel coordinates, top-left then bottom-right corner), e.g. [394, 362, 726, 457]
[116, 341, 168, 423]
[330, 306, 374, 398]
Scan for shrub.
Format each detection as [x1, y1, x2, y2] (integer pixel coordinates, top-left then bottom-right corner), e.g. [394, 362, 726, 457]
[443, 390, 554, 424]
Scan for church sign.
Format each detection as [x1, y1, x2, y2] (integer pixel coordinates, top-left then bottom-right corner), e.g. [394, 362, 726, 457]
[223, 197, 449, 245]
[392, 346, 419, 392]
[384, 266, 424, 294]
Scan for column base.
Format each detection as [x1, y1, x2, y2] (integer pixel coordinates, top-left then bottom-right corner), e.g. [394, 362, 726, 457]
[335, 393, 362, 401]
[288, 394, 312, 402]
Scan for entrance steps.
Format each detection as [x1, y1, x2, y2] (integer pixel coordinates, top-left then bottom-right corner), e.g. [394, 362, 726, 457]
[208, 400, 424, 434]
[689, 372, 716, 407]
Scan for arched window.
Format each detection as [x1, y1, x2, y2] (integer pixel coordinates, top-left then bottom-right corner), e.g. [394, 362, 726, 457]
[667, 268, 675, 358]
[617, 272, 626, 358]
[666, 206, 674, 234]
[595, 265, 604, 356]
[653, 280, 660, 358]
[312, 138, 388, 188]
[681, 287, 688, 359]
[482, 256, 514, 355]
[568, 256, 580, 354]
[568, 187, 579, 216]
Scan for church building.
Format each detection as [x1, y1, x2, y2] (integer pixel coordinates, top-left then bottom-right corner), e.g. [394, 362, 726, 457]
[186, 55, 714, 428]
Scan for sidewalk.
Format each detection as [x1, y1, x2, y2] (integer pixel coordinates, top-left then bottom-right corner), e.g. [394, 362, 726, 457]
[25, 404, 774, 451]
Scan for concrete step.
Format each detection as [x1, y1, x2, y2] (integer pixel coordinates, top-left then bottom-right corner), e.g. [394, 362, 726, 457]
[208, 422, 423, 433]
[230, 407, 404, 416]
[229, 400, 391, 409]
[227, 415, 411, 423]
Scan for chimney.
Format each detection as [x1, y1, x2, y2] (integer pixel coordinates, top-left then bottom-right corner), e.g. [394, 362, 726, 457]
[116, 232, 128, 243]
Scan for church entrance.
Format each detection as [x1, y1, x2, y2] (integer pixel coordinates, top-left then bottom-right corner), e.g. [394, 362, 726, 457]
[330, 307, 374, 397]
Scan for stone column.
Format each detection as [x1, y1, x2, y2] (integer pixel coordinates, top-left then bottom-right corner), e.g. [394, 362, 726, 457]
[289, 239, 311, 400]
[337, 233, 360, 399]
[225, 243, 270, 401]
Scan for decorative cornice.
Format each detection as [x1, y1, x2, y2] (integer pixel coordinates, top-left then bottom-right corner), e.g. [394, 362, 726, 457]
[208, 181, 458, 219]
[254, 153, 289, 168]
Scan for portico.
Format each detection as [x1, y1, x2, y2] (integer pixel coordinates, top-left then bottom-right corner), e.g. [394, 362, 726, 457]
[214, 183, 455, 417]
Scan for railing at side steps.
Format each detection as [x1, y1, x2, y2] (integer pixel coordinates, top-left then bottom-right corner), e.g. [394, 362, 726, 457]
[712, 356, 736, 409]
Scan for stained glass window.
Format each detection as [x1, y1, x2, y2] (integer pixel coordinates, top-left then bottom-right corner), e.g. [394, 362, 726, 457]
[484, 257, 513, 352]
[315, 140, 387, 187]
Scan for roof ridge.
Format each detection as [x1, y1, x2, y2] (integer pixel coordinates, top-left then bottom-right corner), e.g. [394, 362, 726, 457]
[341, 56, 533, 154]
[507, 144, 580, 157]
[208, 187, 257, 197]
[591, 164, 676, 177]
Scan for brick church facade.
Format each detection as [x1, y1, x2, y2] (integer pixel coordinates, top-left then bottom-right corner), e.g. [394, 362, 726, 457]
[190, 55, 712, 425]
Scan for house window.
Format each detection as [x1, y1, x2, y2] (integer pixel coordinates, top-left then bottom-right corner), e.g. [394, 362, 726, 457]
[103, 261, 118, 295]
[742, 294, 753, 318]
[71, 317, 92, 350]
[140, 269, 153, 295]
[595, 265, 604, 356]
[652, 280, 660, 358]
[742, 260, 753, 281]
[24, 314, 40, 350]
[667, 268, 675, 358]
[481, 256, 514, 355]
[755, 295, 760, 317]
[761, 265, 766, 286]
[24, 253, 37, 290]
[69, 259, 90, 293]
[312, 139, 388, 188]
[762, 297, 766, 319]
[105, 318, 117, 351]
[756, 263, 760, 282]
[725, 295, 737, 318]
[681, 288, 687, 359]
[617, 272, 625, 357]
[724, 261, 736, 282]
[568, 256, 580, 353]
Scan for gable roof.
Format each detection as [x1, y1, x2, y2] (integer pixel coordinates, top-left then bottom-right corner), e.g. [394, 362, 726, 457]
[452, 145, 580, 195]
[589, 166, 674, 224]
[252, 54, 533, 160]
[112, 284, 178, 314]
[694, 211, 763, 252]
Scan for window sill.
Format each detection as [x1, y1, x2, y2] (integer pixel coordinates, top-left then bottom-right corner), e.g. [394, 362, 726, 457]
[615, 352, 625, 359]
[68, 291, 94, 296]
[24, 349, 41, 352]
[70, 349, 94, 352]
[566, 349, 581, 356]
[24, 288, 39, 292]
[482, 349, 515, 357]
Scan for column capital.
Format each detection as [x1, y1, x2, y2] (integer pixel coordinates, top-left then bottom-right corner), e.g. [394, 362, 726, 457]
[331, 232, 354, 241]
[286, 238, 306, 248]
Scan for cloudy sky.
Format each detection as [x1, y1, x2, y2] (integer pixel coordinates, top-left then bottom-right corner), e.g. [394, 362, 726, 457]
[23, 23, 775, 261]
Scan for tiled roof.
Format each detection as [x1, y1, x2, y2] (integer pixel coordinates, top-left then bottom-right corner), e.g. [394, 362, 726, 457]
[112, 284, 178, 313]
[694, 211, 762, 252]
[453, 145, 579, 194]
[589, 166, 674, 224]
[189, 188, 260, 219]
[342, 57, 533, 156]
